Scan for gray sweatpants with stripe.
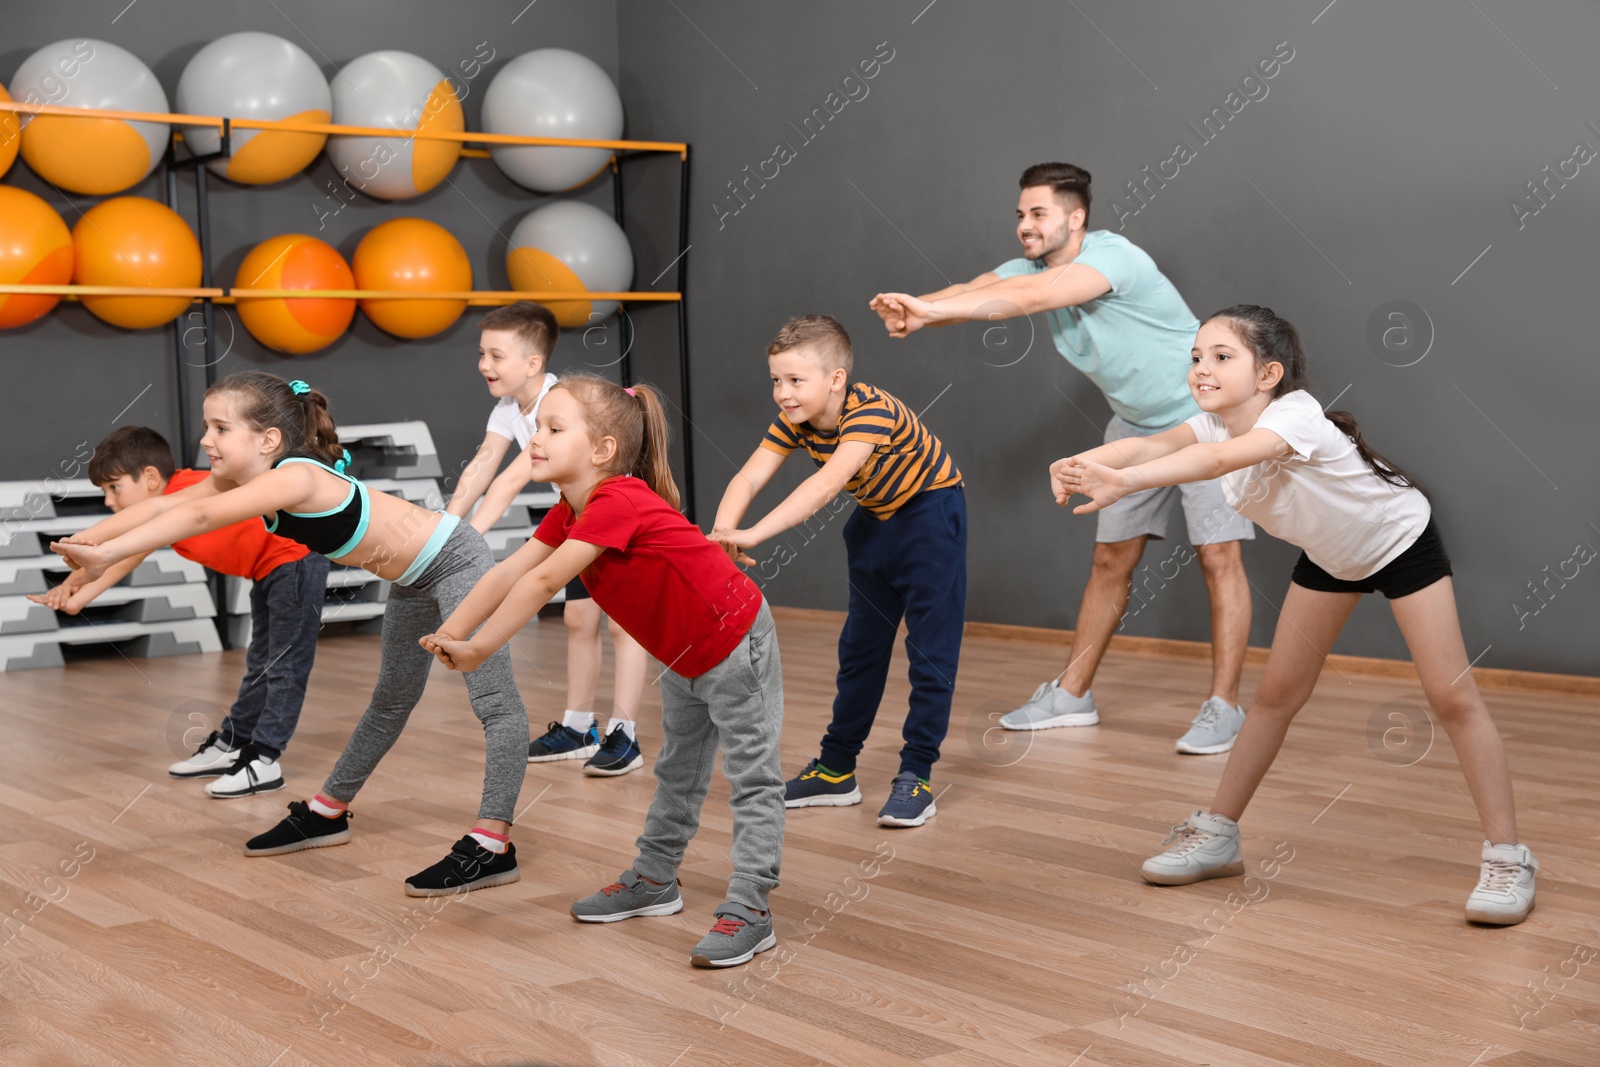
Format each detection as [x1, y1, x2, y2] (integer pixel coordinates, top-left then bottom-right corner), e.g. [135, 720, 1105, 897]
[321, 522, 529, 823]
[632, 602, 785, 911]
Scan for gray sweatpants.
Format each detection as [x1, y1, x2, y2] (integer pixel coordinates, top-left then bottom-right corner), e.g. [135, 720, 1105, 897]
[322, 522, 529, 823]
[632, 602, 785, 912]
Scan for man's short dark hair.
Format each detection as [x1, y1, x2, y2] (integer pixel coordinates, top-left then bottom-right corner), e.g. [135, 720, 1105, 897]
[1020, 162, 1092, 224]
[88, 426, 175, 486]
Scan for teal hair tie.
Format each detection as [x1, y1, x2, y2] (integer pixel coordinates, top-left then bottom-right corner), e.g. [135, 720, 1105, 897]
[289, 379, 311, 396]
[334, 448, 351, 475]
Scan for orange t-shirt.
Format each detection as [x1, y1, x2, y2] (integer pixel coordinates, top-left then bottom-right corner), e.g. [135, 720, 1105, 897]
[164, 469, 311, 580]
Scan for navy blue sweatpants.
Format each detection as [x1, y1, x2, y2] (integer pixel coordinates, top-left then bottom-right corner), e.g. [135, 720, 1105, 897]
[818, 486, 967, 781]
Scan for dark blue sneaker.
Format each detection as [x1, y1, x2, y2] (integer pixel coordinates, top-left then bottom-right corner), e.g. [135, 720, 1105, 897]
[784, 759, 862, 808]
[583, 726, 643, 777]
[528, 720, 600, 763]
[877, 771, 936, 827]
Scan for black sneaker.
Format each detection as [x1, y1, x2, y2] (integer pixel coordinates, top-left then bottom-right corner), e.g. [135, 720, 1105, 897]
[243, 800, 352, 856]
[583, 726, 644, 777]
[404, 836, 520, 897]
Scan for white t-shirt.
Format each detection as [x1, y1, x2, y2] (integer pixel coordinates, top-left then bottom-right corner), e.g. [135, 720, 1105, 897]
[1185, 390, 1431, 581]
[485, 372, 558, 450]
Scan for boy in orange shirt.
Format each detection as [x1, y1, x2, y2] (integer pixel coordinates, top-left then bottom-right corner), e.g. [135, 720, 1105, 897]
[32, 426, 328, 798]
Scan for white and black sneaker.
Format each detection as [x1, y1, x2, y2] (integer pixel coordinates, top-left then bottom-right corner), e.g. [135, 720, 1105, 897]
[168, 729, 238, 778]
[205, 744, 285, 799]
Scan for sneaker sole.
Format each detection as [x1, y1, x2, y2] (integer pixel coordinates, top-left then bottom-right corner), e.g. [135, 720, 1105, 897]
[878, 801, 937, 828]
[691, 931, 777, 968]
[1000, 712, 1100, 731]
[571, 897, 684, 923]
[784, 789, 862, 809]
[405, 868, 521, 898]
[169, 763, 236, 779]
[528, 744, 600, 764]
[242, 828, 351, 857]
[1175, 738, 1238, 755]
[206, 778, 286, 799]
[1466, 901, 1534, 925]
[583, 754, 644, 777]
[1141, 859, 1245, 886]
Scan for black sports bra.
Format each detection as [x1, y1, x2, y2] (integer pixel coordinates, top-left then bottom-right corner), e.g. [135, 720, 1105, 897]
[263, 455, 370, 558]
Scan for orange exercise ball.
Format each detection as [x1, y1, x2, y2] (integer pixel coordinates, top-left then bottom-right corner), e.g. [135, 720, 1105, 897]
[0, 85, 21, 178]
[72, 197, 201, 329]
[352, 218, 471, 339]
[235, 234, 355, 354]
[0, 186, 73, 328]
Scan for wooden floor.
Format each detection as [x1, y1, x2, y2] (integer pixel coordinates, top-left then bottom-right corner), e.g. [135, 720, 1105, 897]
[0, 608, 1596, 1067]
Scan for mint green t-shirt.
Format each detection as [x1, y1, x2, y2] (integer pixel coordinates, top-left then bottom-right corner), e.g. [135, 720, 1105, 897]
[995, 230, 1200, 431]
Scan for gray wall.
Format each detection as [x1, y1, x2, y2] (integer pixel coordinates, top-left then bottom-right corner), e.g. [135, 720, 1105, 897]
[4, 1, 1595, 675]
[615, 0, 1599, 676]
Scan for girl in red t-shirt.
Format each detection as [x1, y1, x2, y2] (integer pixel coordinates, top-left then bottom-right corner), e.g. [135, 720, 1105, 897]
[423, 375, 786, 970]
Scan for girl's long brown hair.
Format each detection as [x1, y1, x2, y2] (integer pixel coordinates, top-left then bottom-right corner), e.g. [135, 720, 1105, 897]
[206, 372, 345, 469]
[553, 374, 681, 510]
[1204, 305, 1420, 491]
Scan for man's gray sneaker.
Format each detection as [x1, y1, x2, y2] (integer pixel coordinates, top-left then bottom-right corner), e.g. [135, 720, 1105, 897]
[690, 902, 776, 968]
[570, 870, 684, 923]
[1142, 809, 1244, 885]
[999, 680, 1099, 730]
[1176, 697, 1246, 754]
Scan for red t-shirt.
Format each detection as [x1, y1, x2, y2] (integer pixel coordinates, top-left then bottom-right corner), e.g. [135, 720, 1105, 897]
[165, 469, 310, 580]
[534, 476, 762, 678]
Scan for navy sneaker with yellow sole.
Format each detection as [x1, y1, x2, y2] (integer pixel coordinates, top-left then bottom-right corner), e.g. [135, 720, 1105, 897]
[877, 771, 936, 827]
[783, 759, 862, 808]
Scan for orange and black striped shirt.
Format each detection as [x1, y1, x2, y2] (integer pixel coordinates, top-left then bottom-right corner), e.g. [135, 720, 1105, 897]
[760, 383, 962, 519]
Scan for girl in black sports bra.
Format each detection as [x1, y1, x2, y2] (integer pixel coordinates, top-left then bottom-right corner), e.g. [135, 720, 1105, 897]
[55, 371, 532, 897]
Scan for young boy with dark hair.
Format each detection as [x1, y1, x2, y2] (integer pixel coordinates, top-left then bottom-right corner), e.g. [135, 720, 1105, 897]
[712, 314, 967, 827]
[32, 426, 328, 797]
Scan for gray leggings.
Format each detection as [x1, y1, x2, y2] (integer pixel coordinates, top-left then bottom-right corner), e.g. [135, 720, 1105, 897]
[321, 523, 529, 823]
[633, 602, 785, 911]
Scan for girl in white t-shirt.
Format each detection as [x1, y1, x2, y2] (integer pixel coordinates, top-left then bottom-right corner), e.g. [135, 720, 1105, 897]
[1052, 304, 1537, 926]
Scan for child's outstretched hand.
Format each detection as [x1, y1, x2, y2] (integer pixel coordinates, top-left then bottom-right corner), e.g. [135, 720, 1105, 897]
[50, 538, 108, 580]
[419, 632, 487, 673]
[28, 570, 91, 614]
[709, 528, 757, 567]
[1050, 456, 1132, 514]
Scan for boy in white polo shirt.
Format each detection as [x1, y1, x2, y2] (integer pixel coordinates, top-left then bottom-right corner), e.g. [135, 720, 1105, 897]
[446, 301, 649, 777]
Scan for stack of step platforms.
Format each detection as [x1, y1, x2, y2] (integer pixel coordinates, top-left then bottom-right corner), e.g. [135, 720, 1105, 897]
[0, 480, 221, 671]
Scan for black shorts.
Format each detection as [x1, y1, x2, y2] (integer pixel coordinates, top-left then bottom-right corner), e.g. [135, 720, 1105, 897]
[1291, 517, 1452, 600]
[564, 575, 590, 602]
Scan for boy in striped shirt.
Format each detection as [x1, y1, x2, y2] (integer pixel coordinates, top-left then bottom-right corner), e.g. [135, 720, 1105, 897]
[713, 314, 966, 828]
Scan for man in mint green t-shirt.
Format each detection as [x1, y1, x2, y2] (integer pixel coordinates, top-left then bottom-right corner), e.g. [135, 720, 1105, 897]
[870, 162, 1254, 755]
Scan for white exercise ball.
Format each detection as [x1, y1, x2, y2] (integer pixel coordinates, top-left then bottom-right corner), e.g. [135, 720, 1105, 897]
[482, 49, 623, 193]
[506, 201, 633, 327]
[176, 32, 332, 185]
[326, 50, 462, 200]
[9, 39, 168, 195]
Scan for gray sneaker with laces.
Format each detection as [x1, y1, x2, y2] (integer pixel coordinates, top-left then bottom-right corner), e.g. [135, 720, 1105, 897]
[690, 902, 776, 968]
[1141, 809, 1244, 885]
[1176, 697, 1246, 754]
[570, 870, 684, 923]
[999, 680, 1099, 730]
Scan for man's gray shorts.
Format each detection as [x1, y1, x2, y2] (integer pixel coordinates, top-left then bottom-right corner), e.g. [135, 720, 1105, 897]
[1094, 416, 1255, 545]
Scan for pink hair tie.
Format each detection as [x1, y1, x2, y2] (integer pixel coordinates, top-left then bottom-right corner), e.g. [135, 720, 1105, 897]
[625, 387, 637, 397]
